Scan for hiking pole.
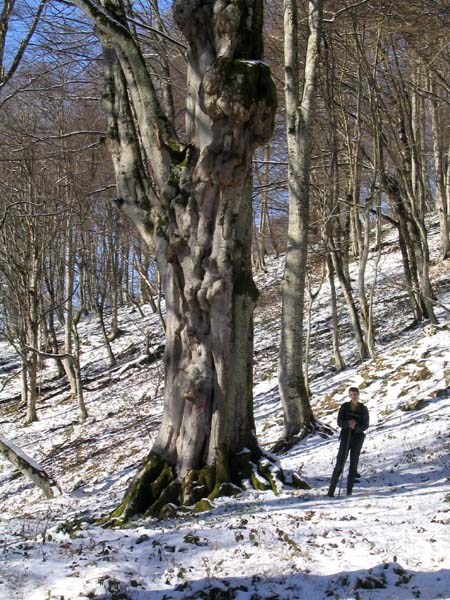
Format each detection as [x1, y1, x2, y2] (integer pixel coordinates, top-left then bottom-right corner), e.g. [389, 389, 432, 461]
[338, 427, 352, 497]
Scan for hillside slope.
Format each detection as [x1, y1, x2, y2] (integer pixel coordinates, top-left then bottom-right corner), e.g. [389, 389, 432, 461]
[1, 220, 449, 600]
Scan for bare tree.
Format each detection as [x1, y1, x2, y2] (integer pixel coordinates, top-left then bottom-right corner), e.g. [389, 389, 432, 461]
[63, 0, 279, 519]
[0, 0, 46, 94]
[277, 0, 323, 444]
[429, 76, 450, 260]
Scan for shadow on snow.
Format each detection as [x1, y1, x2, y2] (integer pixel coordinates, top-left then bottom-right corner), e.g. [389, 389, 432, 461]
[94, 564, 450, 599]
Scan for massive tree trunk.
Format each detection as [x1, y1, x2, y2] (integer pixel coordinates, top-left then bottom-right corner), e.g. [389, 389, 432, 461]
[71, 0, 278, 519]
[277, 0, 322, 441]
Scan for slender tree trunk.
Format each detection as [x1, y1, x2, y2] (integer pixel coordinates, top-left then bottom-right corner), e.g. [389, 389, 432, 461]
[357, 161, 378, 358]
[357, 209, 376, 357]
[110, 286, 121, 340]
[409, 213, 438, 323]
[367, 207, 382, 353]
[381, 169, 424, 322]
[24, 250, 40, 424]
[20, 351, 29, 410]
[330, 243, 370, 360]
[256, 144, 275, 267]
[137, 251, 154, 306]
[156, 270, 166, 334]
[430, 77, 449, 259]
[278, 0, 323, 440]
[72, 313, 88, 421]
[62, 222, 79, 397]
[109, 227, 123, 340]
[346, 63, 363, 260]
[322, 35, 345, 373]
[46, 309, 65, 378]
[391, 65, 438, 324]
[95, 301, 116, 368]
[22, 354, 38, 424]
[326, 253, 345, 372]
[304, 262, 325, 396]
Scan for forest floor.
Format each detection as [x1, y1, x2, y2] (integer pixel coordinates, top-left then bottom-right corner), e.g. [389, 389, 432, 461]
[1, 218, 450, 600]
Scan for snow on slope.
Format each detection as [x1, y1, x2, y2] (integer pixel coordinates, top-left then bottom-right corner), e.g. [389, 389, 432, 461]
[0, 220, 449, 600]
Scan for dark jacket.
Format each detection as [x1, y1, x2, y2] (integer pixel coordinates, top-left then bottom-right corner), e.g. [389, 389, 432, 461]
[337, 401, 369, 437]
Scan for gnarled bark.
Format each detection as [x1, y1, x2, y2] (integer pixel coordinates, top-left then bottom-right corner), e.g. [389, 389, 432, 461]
[71, 0, 281, 519]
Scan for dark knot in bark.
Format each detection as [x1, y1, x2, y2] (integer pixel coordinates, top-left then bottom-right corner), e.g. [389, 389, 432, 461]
[202, 57, 277, 145]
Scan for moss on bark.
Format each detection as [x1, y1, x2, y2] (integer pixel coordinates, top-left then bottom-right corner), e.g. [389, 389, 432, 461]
[250, 470, 271, 491]
[182, 465, 216, 505]
[193, 498, 214, 513]
[215, 448, 231, 484]
[107, 446, 284, 522]
[147, 479, 181, 517]
[108, 451, 173, 521]
[257, 459, 282, 494]
[211, 57, 277, 112]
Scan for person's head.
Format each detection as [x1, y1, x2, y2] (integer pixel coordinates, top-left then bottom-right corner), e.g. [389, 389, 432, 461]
[348, 386, 359, 404]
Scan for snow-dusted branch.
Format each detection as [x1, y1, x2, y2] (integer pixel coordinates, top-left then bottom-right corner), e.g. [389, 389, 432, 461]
[0, 435, 60, 498]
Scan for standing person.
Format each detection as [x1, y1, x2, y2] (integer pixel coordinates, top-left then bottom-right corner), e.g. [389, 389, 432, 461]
[327, 386, 369, 497]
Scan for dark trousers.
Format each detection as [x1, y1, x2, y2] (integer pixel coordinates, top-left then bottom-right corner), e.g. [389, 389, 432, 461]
[328, 431, 364, 496]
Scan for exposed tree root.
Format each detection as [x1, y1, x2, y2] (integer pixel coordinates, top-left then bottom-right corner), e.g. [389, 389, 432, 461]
[270, 418, 334, 455]
[107, 446, 289, 523]
[107, 327, 126, 342]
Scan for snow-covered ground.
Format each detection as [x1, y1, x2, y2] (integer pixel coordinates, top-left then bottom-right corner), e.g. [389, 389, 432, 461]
[1, 220, 449, 600]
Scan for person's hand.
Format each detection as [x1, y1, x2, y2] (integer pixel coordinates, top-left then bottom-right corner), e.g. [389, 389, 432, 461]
[348, 419, 357, 430]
